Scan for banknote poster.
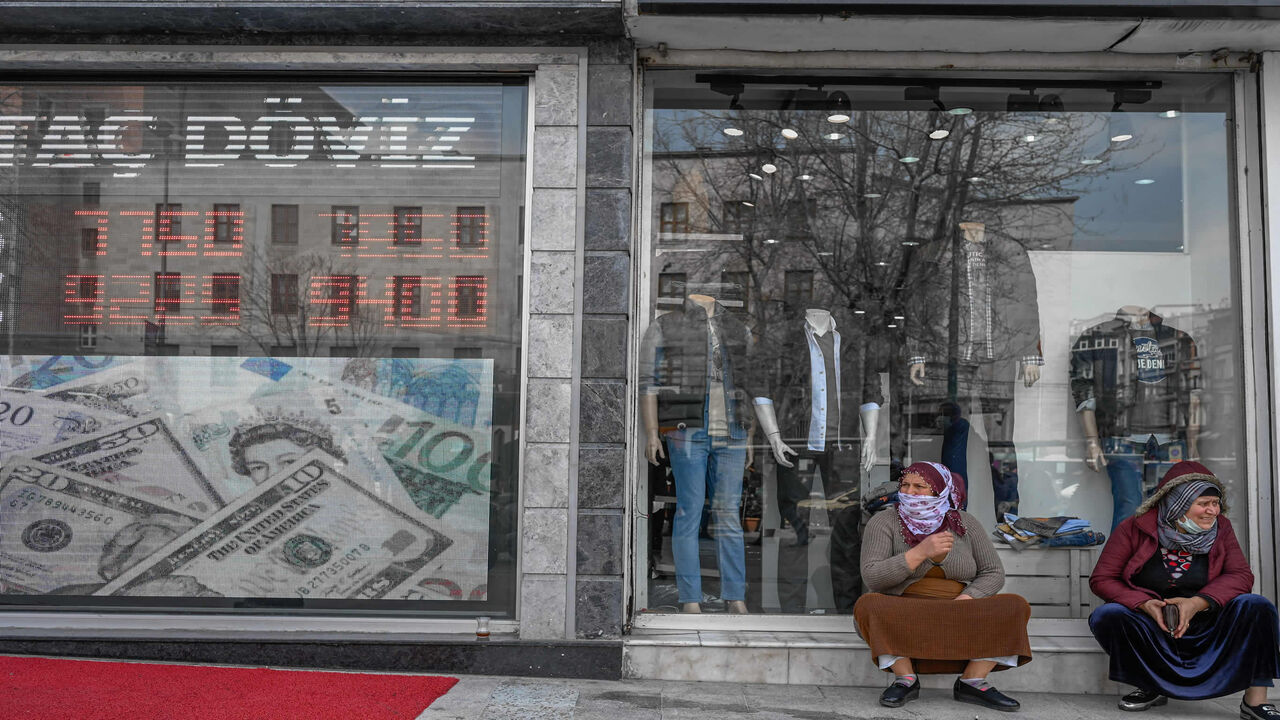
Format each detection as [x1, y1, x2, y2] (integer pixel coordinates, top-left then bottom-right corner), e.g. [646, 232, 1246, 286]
[97, 451, 453, 600]
[0, 354, 496, 603]
[0, 459, 201, 594]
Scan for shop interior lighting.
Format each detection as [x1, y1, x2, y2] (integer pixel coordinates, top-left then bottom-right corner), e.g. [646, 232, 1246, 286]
[1023, 134, 1038, 143]
[781, 128, 799, 140]
[723, 127, 744, 137]
[824, 132, 844, 140]
[1109, 112, 1134, 143]
[798, 174, 813, 180]
[864, 192, 883, 198]
[765, 238, 779, 244]
[929, 129, 950, 140]
[899, 156, 919, 163]
[887, 323, 898, 328]
[741, 201, 755, 207]
[901, 239, 920, 246]
[966, 176, 985, 182]
[1081, 157, 1104, 165]
[948, 106, 974, 115]
[853, 308, 866, 314]
[875, 261, 889, 266]
[1135, 178, 1156, 185]
[1161, 110, 1181, 118]
[762, 163, 777, 174]
[826, 91, 852, 123]
[748, 172, 763, 180]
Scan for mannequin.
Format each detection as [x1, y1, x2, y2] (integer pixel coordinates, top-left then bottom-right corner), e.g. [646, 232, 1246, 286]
[1071, 305, 1201, 529]
[641, 292, 763, 614]
[901, 221, 1043, 517]
[756, 307, 883, 612]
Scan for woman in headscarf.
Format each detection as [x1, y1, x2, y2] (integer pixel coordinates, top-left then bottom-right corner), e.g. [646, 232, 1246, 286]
[1089, 461, 1280, 718]
[854, 461, 1032, 712]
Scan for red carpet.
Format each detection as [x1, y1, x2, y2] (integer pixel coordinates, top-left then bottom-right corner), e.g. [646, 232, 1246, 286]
[0, 655, 458, 720]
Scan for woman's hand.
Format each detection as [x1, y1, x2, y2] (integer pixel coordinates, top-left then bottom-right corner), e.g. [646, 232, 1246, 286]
[1139, 598, 1170, 634]
[916, 531, 955, 559]
[955, 594, 974, 601]
[1165, 596, 1211, 639]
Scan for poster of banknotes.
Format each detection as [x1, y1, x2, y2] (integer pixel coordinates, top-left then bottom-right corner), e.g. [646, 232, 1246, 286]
[0, 355, 494, 604]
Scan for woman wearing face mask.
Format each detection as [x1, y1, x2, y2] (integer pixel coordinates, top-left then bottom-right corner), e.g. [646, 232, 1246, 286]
[855, 461, 1032, 712]
[1089, 461, 1280, 718]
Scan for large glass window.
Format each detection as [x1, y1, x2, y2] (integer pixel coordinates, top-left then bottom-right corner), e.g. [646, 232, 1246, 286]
[641, 72, 1244, 618]
[0, 79, 527, 615]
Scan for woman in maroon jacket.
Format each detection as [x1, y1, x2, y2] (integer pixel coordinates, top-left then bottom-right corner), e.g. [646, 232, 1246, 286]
[1089, 461, 1280, 718]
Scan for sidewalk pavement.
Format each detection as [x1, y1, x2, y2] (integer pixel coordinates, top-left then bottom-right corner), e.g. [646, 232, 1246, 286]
[419, 675, 1278, 720]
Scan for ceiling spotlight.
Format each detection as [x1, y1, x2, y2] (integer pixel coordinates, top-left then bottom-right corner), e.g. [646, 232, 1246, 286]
[887, 323, 899, 328]
[724, 127, 744, 137]
[781, 128, 799, 140]
[929, 129, 950, 140]
[1161, 110, 1181, 119]
[901, 239, 920, 246]
[966, 176, 985, 182]
[824, 132, 844, 141]
[827, 91, 852, 124]
[762, 163, 777, 174]
[1023, 134, 1038, 143]
[899, 156, 919, 164]
[893, 315, 905, 320]
[864, 192, 883, 198]
[875, 261, 889, 266]
[798, 174, 813, 181]
[1081, 157, 1103, 165]
[764, 238, 779, 244]
[947, 107, 973, 116]
[741, 201, 755, 207]
[1135, 178, 1156, 185]
[853, 309, 866, 315]
[749, 173, 763, 181]
[1110, 113, 1134, 143]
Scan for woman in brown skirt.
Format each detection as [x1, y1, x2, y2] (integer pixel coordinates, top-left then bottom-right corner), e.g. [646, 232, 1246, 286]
[854, 461, 1031, 712]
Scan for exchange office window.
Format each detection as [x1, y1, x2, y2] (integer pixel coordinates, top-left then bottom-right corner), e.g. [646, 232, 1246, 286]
[0, 79, 528, 616]
[641, 72, 1244, 619]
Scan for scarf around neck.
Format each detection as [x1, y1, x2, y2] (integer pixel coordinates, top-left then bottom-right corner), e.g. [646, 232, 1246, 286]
[1156, 479, 1219, 555]
[896, 461, 967, 546]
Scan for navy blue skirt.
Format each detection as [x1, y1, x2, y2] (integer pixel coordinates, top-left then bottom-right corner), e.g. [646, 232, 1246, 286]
[1089, 594, 1280, 700]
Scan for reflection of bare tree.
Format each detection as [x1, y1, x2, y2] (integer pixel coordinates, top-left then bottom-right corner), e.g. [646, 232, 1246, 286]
[232, 245, 381, 357]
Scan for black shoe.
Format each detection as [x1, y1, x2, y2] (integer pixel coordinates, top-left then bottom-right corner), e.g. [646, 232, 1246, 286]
[953, 679, 1020, 712]
[1119, 689, 1167, 712]
[879, 679, 919, 708]
[1242, 701, 1280, 720]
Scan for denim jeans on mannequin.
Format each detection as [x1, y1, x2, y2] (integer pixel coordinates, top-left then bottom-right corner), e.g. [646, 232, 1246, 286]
[664, 426, 747, 604]
[1103, 436, 1187, 530]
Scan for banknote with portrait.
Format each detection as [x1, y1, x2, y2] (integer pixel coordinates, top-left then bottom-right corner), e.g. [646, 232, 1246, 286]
[96, 450, 453, 600]
[30, 414, 225, 518]
[0, 459, 200, 595]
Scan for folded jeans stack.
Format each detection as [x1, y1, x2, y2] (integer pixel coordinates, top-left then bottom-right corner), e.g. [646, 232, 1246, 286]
[993, 513, 1105, 550]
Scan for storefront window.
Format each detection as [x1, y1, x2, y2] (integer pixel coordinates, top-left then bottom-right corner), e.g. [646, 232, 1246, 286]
[0, 79, 527, 615]
[641, 72, 1244, 617]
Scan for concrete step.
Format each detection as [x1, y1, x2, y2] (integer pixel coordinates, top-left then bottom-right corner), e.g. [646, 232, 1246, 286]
[623, 630, 1120, 694]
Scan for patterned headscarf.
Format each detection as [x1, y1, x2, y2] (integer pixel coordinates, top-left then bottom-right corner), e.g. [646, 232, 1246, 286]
[896, 461, 967, 546]
[1157, 480, 1220, 555]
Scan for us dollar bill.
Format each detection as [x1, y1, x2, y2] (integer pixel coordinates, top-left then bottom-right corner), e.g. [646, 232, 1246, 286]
[0, 390, 127, 463]
[0, 459, 200, 595]
[30, 414, 225, 518]
[96, 450, 454, 600]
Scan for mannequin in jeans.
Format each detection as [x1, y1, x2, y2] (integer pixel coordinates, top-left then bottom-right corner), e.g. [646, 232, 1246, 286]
[643, 293, 789, 614]
[1073, 305, 1201, 530]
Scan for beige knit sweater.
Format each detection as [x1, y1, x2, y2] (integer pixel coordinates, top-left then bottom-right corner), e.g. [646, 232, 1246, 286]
[860, 508, 1006, 598]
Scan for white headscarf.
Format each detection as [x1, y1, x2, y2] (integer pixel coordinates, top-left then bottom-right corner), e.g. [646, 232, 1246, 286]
[896, 461, 966, 545]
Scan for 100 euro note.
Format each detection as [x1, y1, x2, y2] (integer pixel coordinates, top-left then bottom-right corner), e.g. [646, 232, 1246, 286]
[0, 459, 200, 595]
[96, 450, 453, 600]
[30, 414, 226, 518]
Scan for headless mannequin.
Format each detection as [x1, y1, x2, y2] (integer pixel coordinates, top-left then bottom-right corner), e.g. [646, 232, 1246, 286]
[909, 222, 1041, 389]
[762, 309, 880, 472]
[1079, 304, 1201, 472]
[643, 293, 753, 614]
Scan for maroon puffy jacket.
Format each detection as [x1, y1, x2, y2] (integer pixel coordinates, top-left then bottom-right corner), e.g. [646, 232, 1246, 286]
[1089, 510, 1254, 610]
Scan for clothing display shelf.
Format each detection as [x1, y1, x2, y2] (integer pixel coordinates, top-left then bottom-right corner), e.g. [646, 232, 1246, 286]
[995, 546, 1104, 619]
